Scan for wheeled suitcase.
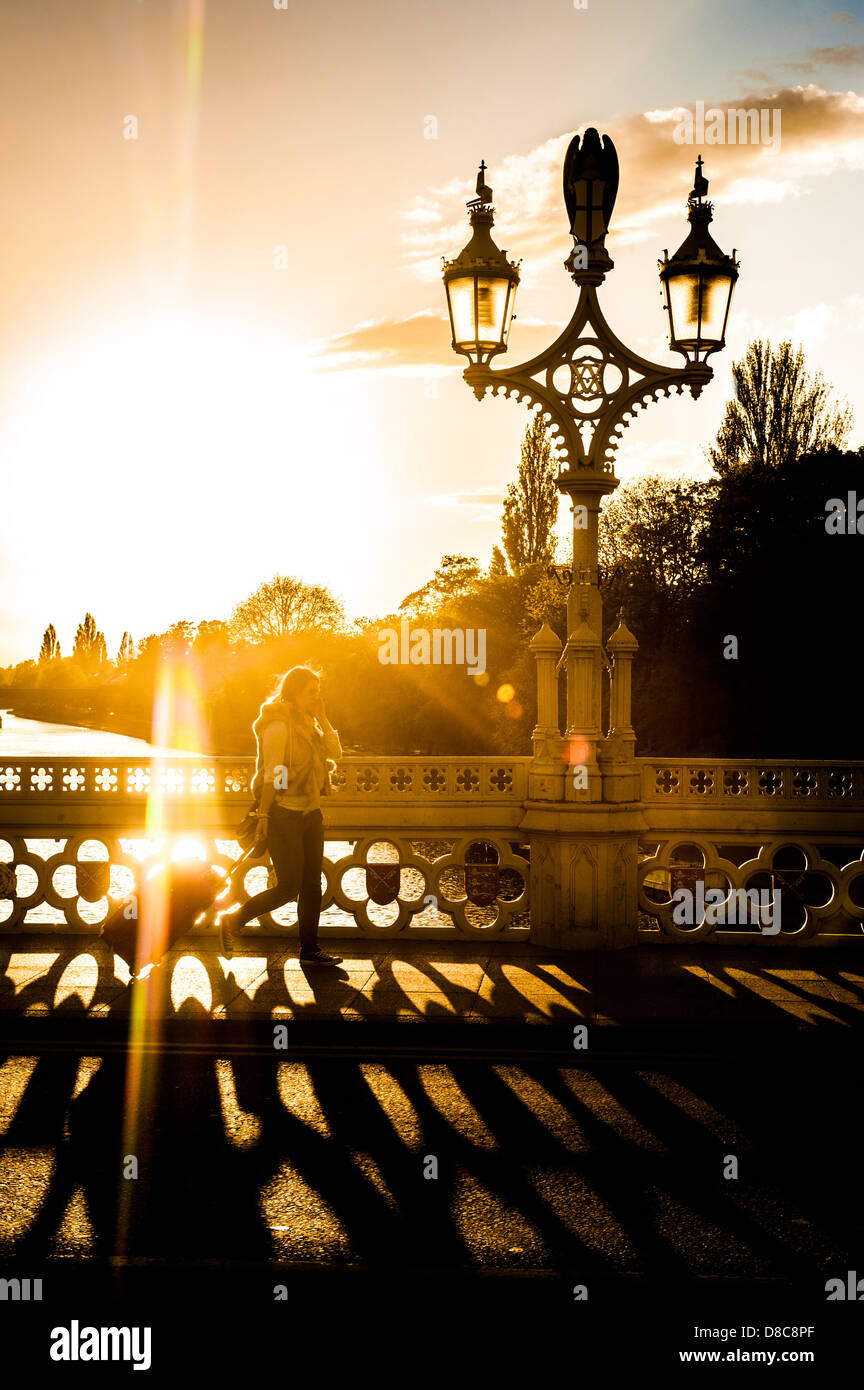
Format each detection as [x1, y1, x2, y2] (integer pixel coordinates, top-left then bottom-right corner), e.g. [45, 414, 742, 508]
[100, 851, 254, 975]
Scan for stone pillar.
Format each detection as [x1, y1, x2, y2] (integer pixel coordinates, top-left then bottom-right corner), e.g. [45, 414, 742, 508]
[522, 483, 644, 949]
[524, 613, 646, 949]
[566, 492, 603, 642]
[528, 623, 565, 801]
[608, 609, 638, 745]
[600, 609, 640, 802]
[522, 804, 645, 949]
[562, 612, 602, 802]
[560, 485, 608, 785]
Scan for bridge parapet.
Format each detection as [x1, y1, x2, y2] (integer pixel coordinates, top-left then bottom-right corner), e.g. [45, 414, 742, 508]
[0, 757, 532, 941]
[637, 759, 864, 944]
[0, 756, 861, 945]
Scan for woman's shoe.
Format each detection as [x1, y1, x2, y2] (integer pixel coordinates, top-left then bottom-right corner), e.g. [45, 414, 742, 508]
[299, 947, 343, 966]
[217, 905, 244, 957]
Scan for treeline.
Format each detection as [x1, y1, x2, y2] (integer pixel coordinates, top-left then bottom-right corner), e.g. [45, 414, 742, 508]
[1, 340, 860, 758]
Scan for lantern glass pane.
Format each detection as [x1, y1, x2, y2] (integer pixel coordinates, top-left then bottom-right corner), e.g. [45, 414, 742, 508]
[501, 281, 517, 346]
[475, 276, 510, 348]
[667, 268, 733, 350]
[448, 276, 478, 349]
[718, 277, 736, 342]
[698, 272, 733, 346]
[666, 270, 701, 348]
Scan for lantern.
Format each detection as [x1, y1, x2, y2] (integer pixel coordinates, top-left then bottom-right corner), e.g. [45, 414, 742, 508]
[442, 162, 520, 365]
[659, 157, 739, 362]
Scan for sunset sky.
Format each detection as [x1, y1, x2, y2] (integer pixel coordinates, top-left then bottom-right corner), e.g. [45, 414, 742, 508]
[1, 0, 862, 663]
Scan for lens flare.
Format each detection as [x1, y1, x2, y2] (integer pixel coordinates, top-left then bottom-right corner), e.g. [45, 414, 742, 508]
[171, 838, 207, 862]
[118, 621, 212, 1271]
[566, 739, 591, 766]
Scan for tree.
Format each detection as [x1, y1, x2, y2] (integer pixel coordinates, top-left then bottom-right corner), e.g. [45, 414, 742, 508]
[599, 474, 715, 628]
[228, 574, 344, 643]
[11, 660, 36, 687]
[194, 620, 229, 650]
[685, 444, 864, 754]
[73, 613, 106, 672]
[398, 555, 482, 616]
[501, 413, 559, 572]
[162, 621, 196, 654]
[116, 631, 135, 665]
[39, 624, 60, 662]
[488, 546, 508, 578]
[53, 659, 88, 690]
[706, 339, 853, 476]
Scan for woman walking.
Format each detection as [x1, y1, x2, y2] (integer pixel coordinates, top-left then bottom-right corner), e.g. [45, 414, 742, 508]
[218, 666, 343, 965]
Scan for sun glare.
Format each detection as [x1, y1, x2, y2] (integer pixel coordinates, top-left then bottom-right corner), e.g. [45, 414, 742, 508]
[2, 307, 338, 647]
[170, 838, 207, 863]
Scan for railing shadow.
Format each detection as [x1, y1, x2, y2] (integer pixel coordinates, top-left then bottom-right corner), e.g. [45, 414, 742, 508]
[0, 1028, 858, 1281]
[2, 939, 864, 1031]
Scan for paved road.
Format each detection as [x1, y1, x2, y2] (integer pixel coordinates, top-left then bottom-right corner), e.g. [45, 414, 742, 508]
[1, 1022, 861, 1367]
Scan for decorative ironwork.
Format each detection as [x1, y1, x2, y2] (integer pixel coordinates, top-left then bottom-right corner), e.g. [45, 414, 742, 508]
[463, 282, 711, 475]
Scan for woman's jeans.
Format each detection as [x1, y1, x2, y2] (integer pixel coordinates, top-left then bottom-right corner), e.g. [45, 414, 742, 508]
[234, 806, 324, 951]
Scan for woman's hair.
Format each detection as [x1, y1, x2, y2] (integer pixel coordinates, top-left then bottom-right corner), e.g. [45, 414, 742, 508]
[276, 665, 320, 706]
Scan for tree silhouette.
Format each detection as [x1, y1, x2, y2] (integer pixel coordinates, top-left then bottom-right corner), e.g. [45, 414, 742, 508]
[228, 575, 344, 643]
[706, 339, 853, 476]
[38, 624, 60, 662]
[398, 555, 482, 616]
[501, 413, 559, 572]
[73, 613, 106, 672]
[489, 546, 508, 577]
[599, 474, 714, 644]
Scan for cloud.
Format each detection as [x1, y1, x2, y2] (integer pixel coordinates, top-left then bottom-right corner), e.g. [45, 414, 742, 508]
[403, 206, 443, 226]
[310, 83, 864, 374]
[782, 43, 864, 76]
[789, 301, 839, 343]
[424, 487, 504, 526]
[307, 307, 566, 374]
[425, 488, 503, 509]
[404, 84, 864, 276]
[806, 43, 864, 65]
[708, 292, 864, 393]
[305, 309, 453, 373]
[722, 176, 802, 205]
[731, 69, 775, 85]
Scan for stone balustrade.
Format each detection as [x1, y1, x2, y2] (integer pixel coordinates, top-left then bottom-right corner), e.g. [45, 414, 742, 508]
[0, 754, 861, 946]
[636, 759, 864, 944]
[0, 757, 532, 940]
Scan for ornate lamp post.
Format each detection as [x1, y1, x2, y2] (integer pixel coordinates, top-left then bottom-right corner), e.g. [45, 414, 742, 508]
[443, 128, 739, 800]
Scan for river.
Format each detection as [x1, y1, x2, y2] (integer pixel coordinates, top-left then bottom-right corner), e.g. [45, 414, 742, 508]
[0, 710, 239, 931]
[0, 709, 202, 758]
[0, 709, 399, 936]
